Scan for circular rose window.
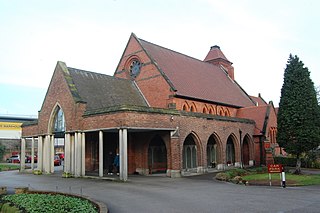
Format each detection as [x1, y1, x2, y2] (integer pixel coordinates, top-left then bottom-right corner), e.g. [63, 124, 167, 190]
[129, 59, 141, 78]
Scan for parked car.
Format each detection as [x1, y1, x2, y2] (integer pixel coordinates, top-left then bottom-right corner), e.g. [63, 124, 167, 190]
[56, 152, 64, 161]
[54, 155, 61, 166]
[25, 155, 38, 163]
[6, 155, 20, 163]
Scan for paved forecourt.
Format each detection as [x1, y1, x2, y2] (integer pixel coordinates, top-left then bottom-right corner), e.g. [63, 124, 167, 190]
[1, 170, 320, 213]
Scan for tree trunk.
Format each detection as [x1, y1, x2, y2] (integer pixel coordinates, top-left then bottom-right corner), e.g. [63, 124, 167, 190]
[294, 155, 301, 174]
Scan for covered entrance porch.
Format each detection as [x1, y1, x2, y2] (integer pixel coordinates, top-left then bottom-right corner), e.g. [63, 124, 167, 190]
[21, 127, 176, 181]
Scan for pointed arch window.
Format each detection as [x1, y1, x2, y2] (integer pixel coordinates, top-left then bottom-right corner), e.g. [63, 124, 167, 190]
[225, 109, 230, 117]
[190, 105, 196, 112]
[54, 107, 65, 133]
[208, 108, 213, 114]
[202, 107, 207, 114]
[182, 104, 188, 111]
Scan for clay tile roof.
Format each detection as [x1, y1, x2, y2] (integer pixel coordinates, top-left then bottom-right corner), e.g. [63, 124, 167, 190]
[237, 105, 268, 135]
[67, 67, 148, 111]
[250, 95, 268, 106]
[204, 45, 230, 63]
[139, 39, 254, 107]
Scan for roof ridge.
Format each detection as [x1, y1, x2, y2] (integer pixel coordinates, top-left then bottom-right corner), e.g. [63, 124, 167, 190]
[67, 67, 111, 77]
[234, 80, 257, 106]
[138, 37, 241, 83]
[239, 105, 268, 110]
[68, 66, 134, 83]
[135, 36, 255, 108]
[138, 38, 214, 65]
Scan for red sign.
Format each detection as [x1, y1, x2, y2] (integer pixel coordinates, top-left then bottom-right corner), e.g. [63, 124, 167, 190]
[264, 143, 271, 149]
[268, 164, 283, 173]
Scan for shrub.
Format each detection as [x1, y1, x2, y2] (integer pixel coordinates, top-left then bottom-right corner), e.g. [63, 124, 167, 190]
[0, 203, 20, 213]
[225, 168, 247, 179]
[33, 170, 42, 175]
[62, 172, 73, 178]
[252, 167, 267, 173]
[274, 156, 319, 168]
[274, 156, 297, 167]
[215, 172, 229, 181]
[230, 176, 243, 184]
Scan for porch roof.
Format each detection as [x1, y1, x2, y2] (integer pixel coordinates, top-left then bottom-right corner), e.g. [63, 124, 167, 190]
[66, 67, 148, 111]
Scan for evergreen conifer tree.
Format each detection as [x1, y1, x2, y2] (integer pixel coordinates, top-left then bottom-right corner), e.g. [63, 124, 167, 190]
[277, 54, 320, 174]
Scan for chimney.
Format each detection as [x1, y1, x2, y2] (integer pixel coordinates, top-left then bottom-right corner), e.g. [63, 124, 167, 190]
[204, 45, 235, 80]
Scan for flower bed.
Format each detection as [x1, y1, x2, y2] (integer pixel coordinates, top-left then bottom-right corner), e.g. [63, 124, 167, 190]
[1, 192, 99, 212]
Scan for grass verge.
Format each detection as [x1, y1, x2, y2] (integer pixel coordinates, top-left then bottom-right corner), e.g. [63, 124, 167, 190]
[0, 164, 20, 171]
[242, 173, 320, 186]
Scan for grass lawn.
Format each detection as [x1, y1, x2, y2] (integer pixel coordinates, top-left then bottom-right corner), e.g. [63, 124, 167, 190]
[242, 172, 320, 186]
[0, 163, 20, 171]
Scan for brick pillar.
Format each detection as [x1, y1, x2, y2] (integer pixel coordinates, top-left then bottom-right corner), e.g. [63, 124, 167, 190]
[169, 137, 181, 178]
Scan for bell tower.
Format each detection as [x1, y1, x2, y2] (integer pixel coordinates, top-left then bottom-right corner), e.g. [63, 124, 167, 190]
[204, 45, 235, 80]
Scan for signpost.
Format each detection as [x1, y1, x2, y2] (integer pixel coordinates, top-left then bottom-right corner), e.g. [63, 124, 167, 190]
[267, 164, 286, 188]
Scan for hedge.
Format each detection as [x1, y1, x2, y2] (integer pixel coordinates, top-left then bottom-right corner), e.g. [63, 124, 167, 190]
[274, 156, 320, 169]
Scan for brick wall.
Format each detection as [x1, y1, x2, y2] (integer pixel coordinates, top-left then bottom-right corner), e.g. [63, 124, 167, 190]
[173, 97, 238, 117]
[82, 110, 255, 173]
[114, 35, 173, 108]
[36, 63, 85, 135]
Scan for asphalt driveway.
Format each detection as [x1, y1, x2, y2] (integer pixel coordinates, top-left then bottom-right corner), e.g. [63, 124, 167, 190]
[1, 170, 320, 213]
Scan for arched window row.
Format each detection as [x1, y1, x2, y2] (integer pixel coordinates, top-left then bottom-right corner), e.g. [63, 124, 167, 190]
[183, 132, 253, 169]
[181, 102, 231, 117]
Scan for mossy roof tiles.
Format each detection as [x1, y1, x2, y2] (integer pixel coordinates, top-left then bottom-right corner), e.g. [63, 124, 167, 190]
[67, 67, 148, 111]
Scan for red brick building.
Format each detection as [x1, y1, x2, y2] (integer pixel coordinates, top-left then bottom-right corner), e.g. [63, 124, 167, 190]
[21, 33, 278, 180]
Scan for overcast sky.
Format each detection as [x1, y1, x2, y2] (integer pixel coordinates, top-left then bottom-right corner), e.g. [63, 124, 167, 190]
[0, 0, 319, 117]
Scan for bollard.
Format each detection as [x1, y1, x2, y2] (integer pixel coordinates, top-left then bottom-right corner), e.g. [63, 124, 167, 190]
[281, 167, 286, 188]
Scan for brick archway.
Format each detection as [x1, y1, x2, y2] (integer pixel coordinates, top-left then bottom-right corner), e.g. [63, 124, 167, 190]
[206, 133, 223, 168]
[182, 132, 202, 170]
[226, 134, 237, 166]
[148, 135, 167, 174]
[242, 134, 254, 166]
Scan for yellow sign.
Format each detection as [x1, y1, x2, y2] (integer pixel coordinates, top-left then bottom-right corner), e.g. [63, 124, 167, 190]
[0, 122, 22, 131]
